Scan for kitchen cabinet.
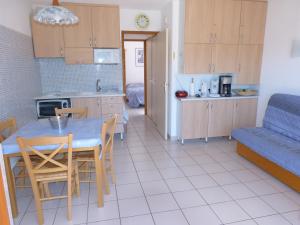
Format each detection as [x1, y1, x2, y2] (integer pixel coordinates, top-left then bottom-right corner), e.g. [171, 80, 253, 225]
[64, 48, 93, 64]
[178, 101, 209, 140]
[71, 97, 102, 118]
[92, 6, 120, 48]
[184, 44, 213, 74]
[208, 99, 235, 137]
[177, 97, 258, 143]
[236, 45, 263, 84]
[185, 0, 214, 44]
[31, 20, 64, 58]
[240, 0, 267, 44]
[214, 0, 242, 44]
[213, 44, 238, 73]
[233, 98, 257, 129]
[63, 5, 93, 48]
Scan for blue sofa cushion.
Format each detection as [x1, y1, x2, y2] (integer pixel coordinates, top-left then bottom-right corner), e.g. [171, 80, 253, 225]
[232, 127, 300, 177]
[263, 94, 300, 142]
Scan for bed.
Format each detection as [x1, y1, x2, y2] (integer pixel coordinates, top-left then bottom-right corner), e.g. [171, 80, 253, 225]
[126, 83, 144, 108]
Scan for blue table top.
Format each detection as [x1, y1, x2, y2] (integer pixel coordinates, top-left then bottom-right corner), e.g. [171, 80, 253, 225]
[1, 119, 103, 155]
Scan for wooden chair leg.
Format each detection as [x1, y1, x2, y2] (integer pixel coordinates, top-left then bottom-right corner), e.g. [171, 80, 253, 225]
[67, 176, 72, 221]
[102, 160, 110, 195]
[43, 183, 51, 198]
[109, 153, 116, 184]
[31, 182, 44, 225]
[74, 162, 80, 197]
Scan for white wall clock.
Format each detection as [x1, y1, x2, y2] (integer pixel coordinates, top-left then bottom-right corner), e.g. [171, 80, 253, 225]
[135, 14, 150, 29]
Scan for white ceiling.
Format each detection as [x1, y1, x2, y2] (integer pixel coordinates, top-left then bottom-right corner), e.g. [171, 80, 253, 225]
[32, 0, 171, 10]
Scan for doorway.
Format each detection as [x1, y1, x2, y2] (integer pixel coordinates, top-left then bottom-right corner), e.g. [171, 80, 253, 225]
[122, 31, 158, 115]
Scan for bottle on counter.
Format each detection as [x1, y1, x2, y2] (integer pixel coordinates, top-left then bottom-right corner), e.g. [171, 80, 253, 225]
[189, 78, 195, 97]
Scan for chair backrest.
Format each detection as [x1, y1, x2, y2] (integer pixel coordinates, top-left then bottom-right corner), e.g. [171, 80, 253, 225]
[0, 118, 17, 142]
[263, 94, 300, 141]
[101, 115, 118, 157]
[55, 107, 88, 119]
[16, 134, 73, 177]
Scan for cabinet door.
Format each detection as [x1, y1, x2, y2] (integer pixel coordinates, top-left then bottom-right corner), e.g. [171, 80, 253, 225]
[240, 1, 267, 44]
[63, 5, 92, 48]
[181, 101, 209, 139]
[233, 98, 257, 129]
[64, 48, 93, 64]
[213, 44, 238, 73]
[185, 0, 214, 43]
[31, 20, 64, 57]
[92, 6, 120, 48]
[208, 100, 234, 137]
[237, 45, 263, 84]
[184, 44, 213, 74]
[214, 0, 241, 44]
[71, 97, 101, 118]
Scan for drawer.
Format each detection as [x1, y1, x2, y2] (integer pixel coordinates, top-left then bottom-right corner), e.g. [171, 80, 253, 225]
[102, 96, 123, 104]
[103, 113, 123, 123]
[102, 103, 123, 114]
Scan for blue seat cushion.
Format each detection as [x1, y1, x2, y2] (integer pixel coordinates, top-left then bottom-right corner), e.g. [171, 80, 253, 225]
[232, 127, 300, 177]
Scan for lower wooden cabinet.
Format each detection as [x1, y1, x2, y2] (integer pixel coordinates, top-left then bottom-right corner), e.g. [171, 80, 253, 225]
[208, 99, 235, 137]
[71, 96, 124, 135]
[178, 101, 209, 140]
[177, 98, 258, 142]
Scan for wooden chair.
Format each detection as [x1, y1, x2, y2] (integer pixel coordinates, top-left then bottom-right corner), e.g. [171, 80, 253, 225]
[17, 134, 80, 225]
[0, 118, 28, 188]
[76, 115, 117, 194]
[55, 107, 88, 119]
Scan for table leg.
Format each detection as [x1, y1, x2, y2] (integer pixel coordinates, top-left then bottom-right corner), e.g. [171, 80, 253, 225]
[94, 146, 104, 208]
[4, 156, 18, 218]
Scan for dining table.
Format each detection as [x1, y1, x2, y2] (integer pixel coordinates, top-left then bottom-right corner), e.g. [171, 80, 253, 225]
[1, 118, 104, 218]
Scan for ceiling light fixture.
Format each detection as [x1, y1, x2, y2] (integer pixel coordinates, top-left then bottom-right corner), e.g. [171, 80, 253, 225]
[34, 0, 79, 25]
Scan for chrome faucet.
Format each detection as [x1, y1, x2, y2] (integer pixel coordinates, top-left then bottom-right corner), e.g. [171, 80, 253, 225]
[96, 79, 101, 92]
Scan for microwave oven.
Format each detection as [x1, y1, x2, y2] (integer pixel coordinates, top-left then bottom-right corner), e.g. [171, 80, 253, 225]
[36, 99, 71, 119]
[94, 49, 120, 64]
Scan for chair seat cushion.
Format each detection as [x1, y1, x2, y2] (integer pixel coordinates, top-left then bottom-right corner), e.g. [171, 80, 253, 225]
[232, 127, 300, 176]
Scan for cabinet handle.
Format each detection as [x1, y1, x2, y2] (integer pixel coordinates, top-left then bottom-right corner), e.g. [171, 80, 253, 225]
[60, 47, 64, 56]
[213, 64, 216, 73]
[94, 38, 97, 47]
[214, 33, 217, 43]
[209, 33, 213, 43]
[89, 38, 92, 47]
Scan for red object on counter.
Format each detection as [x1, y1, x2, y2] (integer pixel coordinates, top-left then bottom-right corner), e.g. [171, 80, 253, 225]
[175, 91, 188, 98]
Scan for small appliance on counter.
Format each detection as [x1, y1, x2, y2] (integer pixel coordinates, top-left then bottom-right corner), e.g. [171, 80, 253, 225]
[219, 75, 233, 97]
[175, 90, 188, 98]
[189, 78, 195, 97]
[209, 78, 220, 98]
[37, 99, 71, 119]
[200, 81, 208, 97]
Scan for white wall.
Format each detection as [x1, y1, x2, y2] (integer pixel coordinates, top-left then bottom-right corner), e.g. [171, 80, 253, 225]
[0, 0, 32, 35]
[120, 9, 162, 31]
[257, 0, 300, 125]
[125, 41, 144, 84]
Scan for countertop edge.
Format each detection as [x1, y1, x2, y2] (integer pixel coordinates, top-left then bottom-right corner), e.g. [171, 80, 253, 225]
[35, 93, 125, 100]
[177, 96, 259, 101]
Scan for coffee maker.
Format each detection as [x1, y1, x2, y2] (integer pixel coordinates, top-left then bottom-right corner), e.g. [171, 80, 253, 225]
[219, 75, 233, 97]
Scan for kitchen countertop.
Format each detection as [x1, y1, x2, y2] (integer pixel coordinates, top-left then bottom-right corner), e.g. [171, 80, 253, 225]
[177, 95, 258, 101]
[35, 91, 125, 100]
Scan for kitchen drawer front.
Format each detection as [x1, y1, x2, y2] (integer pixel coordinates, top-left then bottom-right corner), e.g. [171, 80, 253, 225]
[102, 103, 123, 114]
[103, 113, 123, 123]
[102, 96, 123, 104]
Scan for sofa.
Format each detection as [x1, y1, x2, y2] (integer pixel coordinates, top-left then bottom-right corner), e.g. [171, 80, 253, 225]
[232, 94, 300, 192]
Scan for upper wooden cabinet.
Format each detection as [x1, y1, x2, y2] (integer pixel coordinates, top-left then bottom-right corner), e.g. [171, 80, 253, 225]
[92, 6, 120, 48]
[213, 44, 238, 73]
[63, 4, 120, 48]
[63, 5, 93, 48]
[240, 1, 268, 44]
[214, 0, 242, 44]
[185, 0, 214, 44]
[236, 45, 263, 84]
[64, 48, 93, 64]
[31, 20, 64, 58]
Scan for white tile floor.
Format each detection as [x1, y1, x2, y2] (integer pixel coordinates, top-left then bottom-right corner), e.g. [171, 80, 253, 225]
[14, 108, 300, 225]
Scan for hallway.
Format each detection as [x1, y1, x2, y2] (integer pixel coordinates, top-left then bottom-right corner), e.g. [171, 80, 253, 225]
[14, 111, 300, 225]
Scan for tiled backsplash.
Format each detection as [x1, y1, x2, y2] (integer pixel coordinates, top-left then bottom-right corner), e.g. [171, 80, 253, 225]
[0, 25, 41, 126]
[38, 58, 123, 94]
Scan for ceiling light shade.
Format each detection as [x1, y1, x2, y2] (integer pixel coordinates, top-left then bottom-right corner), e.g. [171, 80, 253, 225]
[34, 6, 79, 25]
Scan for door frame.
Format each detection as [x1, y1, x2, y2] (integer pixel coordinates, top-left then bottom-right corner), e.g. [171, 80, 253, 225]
[121, 31, 158, 115]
